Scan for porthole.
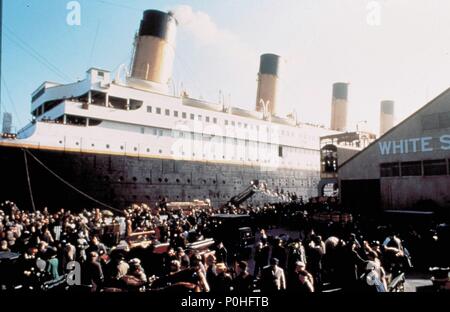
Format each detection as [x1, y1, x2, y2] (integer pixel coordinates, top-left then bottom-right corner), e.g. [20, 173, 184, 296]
[158, 178, 163, 182]
[91, 143, 95, 147]
[133, 147, 137, 152]
[75, 142, 79, 146]
[213, 180, 216, 184]
[222, 180, 226, 184]
[146, 148, 150, 152]
[119, 176, 124, 182]
[164, 178, 168, 183]
[120, 146, 124, 150]
[106, 144, 110, 149]
[59, 140, 63, 144]
[132, 177, 137, 182]
[176, 179, 180, 183]
[187, 179, 191, 183]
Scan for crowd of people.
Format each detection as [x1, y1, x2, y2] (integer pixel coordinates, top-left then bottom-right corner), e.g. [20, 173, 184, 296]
[0, 198, 447, 293]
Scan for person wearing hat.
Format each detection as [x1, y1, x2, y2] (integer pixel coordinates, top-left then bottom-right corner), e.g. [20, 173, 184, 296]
[260, 258, 286, 292]
[176, 247, 190, 269]
[294, 261, 314, 293]
[86, 235, 107, 256]
[205, 254, 217, 289]
[254, 240, 270, 277]
[83, 251, 104, 292]
[233, 261, 253, 293]
[212, 262, 233, 293]
[215, 242, 228, 265]
[271, 238, 287, 270]
[46, 246, 60, 280]
[128, 258, 147, 283]
[0, 240, 10, 252]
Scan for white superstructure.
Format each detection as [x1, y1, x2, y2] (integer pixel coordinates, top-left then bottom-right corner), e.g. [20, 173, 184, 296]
[13, 67, 335, 172]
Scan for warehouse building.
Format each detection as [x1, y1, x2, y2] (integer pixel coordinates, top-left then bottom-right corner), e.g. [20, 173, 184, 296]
[339, 88, 450, 214]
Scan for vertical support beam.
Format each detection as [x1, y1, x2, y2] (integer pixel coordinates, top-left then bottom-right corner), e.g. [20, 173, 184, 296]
[88, 90, 92, 104]
[63, 115, 67, 124]
[105, 93, 109, 107]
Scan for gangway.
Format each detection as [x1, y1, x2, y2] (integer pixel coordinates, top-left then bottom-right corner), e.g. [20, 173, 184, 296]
[223, 180, 270, 208]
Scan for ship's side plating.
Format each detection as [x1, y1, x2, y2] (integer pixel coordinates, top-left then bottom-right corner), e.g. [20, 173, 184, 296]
[0, 144, 320, 210]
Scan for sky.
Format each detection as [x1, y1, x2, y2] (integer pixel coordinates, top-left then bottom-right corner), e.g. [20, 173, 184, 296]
[1, 0, 450, 134]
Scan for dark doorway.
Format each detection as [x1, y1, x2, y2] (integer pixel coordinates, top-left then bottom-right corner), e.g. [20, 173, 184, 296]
[340, 179, 381, 215]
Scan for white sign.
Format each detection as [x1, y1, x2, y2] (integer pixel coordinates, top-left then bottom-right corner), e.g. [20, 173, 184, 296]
[379, 135, 450, 155]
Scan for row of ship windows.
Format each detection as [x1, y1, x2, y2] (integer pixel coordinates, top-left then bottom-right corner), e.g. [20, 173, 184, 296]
[59, 149, 318, 169]
[101, 175, 317, 187]
[118, 193, 301, 201]
[123, 194, 233, 200]
[57, 140, 319, 157]
[147, 106, 218, 124]
[146, 105, 315, 139]
[150, 129, 318, 154]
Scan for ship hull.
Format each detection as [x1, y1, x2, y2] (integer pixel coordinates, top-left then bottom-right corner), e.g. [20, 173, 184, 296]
[0, 145, 319, 211]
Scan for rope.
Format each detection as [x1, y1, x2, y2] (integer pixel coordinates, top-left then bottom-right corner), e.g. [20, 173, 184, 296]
[23, 149, 36, 212]
[22, 148, 125, 215]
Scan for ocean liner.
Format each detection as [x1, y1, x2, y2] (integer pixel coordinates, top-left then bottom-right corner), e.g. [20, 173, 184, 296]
[0, 9, 338, 210]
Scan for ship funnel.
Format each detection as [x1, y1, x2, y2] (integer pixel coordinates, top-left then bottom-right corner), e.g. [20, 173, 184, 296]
[330, 82, 349, 131]
[255, 54, 281, 116]
[129, 10, 177, 92]
[380, 100, 395, 136]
